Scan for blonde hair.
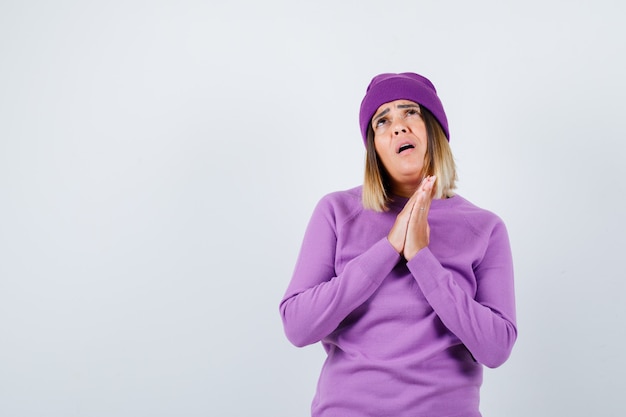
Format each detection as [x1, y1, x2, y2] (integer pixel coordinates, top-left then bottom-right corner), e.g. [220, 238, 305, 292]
[362, 106, 457, 212]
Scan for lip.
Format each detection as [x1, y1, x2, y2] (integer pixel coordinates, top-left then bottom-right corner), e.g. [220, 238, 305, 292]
[396, 139, 417, 154]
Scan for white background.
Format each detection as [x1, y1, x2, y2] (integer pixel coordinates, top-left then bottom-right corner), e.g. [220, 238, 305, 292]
[1, 1, 625, 416]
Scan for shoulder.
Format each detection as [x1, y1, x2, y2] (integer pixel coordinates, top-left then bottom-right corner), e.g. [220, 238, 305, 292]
[313, 186, 364, 226]
[313, 186, 365, 224]
[440, 195, 507, 237]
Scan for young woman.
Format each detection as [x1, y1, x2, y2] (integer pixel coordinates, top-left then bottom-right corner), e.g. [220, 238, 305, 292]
[280, 72, 517, 417]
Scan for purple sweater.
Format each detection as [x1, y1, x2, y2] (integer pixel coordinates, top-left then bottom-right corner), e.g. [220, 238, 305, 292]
[280, 186, 517, 417]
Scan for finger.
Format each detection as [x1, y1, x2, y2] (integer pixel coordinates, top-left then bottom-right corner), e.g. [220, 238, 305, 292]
[421, 175, 436, 193]
[389, 189, 422, 254]
[414, 176, 436, 214]
[406, 176, 433, 212]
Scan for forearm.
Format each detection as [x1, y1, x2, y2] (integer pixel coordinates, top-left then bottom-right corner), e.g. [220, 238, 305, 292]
[280, 238, 400, 347]
[408, 247, 517, 368]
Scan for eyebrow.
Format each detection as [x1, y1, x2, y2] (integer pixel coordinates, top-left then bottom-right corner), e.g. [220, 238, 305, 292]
[372, 103, 421, 125]
[372, 108, 390, 125]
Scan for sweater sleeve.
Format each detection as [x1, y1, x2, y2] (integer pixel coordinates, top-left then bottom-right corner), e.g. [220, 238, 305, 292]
[279, 196, 401, 347]
[407, 220, 517, 368]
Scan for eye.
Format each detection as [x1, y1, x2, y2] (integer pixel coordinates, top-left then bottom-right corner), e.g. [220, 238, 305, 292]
[374, 117, 388, 128]
[405, 108, 420, 117]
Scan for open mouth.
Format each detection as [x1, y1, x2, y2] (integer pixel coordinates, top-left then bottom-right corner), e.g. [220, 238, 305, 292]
[398, 144, 415, 154]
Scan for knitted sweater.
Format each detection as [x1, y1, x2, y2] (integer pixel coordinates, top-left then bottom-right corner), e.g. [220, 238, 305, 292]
[279, 186, 517, 417]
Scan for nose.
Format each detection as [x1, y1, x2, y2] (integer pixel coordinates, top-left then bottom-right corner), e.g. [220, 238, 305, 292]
[393, 122, 407, 135]
[392, 115, 408, 135]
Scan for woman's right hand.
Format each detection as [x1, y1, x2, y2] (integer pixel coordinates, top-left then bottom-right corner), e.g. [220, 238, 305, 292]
[387, 191, 416, 255]
[387, 176, 436, 259]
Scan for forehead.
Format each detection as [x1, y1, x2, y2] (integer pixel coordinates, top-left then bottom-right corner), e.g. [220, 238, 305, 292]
[374, 99, 419, 114]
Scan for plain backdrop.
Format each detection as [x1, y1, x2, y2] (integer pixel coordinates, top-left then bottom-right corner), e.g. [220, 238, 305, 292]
[1, 1, 625, 416]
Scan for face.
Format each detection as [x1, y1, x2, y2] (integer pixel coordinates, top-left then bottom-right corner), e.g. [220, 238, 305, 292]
[372, 99, 428, 194]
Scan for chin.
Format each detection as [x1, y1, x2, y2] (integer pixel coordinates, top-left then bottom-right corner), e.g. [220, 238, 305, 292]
[399, 168, 423, 179]
[395, 173, 423, 185]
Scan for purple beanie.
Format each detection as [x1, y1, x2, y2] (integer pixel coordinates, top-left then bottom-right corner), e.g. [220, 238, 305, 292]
[359, 72, 449, 145]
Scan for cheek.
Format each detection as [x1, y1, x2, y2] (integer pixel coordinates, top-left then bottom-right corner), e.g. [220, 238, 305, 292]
[411, 122, 427, 139]
[373, 137, 384, 157]
[373, 140, 391, 165]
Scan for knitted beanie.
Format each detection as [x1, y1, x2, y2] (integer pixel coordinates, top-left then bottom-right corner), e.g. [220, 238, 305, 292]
[359, 72, 449, 145]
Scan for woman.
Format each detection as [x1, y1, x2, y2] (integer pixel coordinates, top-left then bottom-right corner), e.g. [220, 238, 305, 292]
[279, 72, 517, 417]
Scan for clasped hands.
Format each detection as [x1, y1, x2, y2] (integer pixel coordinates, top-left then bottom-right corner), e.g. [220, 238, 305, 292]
[387, 175, 436, 261]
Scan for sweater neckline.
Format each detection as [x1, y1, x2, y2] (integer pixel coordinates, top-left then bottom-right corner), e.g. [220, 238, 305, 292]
[387, 193, 463, 211]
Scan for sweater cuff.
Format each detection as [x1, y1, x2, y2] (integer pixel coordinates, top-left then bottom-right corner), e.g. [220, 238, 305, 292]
[406, 247, 444, 296]
[357, 237, 402, 286]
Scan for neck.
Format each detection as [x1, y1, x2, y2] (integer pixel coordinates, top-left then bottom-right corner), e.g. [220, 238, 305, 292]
[392, 185, 417, 198]
[390, 179, 421, 198]
[389, 178, 448, 200]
